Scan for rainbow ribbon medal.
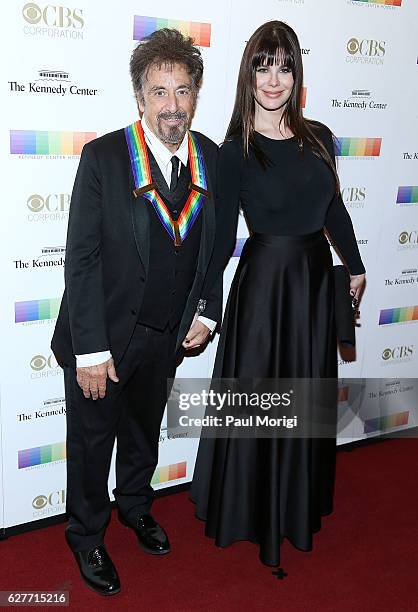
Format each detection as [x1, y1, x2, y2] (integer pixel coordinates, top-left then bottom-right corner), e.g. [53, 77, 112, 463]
[124, 120, 210, 246]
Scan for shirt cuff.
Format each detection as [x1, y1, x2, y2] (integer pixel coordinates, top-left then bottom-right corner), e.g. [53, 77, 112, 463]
[197, 316, 217, 333]
[75, 350, 112, 368]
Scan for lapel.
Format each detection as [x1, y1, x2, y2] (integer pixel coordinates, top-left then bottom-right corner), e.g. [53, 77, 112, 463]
[128, 131, 215, 289]
[193, 139, 215, 275]
[129, 162, 150, 276]
[175, 132, 216, 350]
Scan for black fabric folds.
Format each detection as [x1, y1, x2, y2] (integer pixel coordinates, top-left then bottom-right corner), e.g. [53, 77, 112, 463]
[190, 231, 338, 566]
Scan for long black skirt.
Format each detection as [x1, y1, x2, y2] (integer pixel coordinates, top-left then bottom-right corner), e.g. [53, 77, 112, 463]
[190, 231, 338, 566]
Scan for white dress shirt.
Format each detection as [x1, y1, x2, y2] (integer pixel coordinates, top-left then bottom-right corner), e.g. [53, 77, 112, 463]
[76, 118, 216, 368]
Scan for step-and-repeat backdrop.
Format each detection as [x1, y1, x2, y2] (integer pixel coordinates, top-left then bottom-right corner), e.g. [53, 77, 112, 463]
[1, 0, 417, 529]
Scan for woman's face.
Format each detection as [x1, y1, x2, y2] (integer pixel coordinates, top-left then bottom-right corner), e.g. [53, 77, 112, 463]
[254, 61, 294, 111]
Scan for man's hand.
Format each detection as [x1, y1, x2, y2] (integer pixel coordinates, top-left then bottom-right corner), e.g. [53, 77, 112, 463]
[183, 320, 211, 350]
[76, 357, 119, 400]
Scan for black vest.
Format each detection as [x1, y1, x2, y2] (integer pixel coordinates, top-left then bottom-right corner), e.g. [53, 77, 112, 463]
[137, 148, 202, 330]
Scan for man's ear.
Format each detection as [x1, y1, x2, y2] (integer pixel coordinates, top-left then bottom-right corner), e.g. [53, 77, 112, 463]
[136, 94, 145, 115]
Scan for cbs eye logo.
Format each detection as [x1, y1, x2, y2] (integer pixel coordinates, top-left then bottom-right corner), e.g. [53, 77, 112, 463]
[382, 348, 392, 361]
[22, 3, 42, 23]
[27, 194, 43, 212]
[32, 495, 48, 509]
[30, 355, 46, 370]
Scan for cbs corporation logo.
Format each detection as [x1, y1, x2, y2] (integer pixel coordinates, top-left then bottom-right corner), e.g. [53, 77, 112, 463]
[22, 3, 84, 39]
[346, 38, 386, 65]
[27, 193, 70, 212]
[398, 230, 418, 249]
[347, 38, 386, 56]
[26, 193, 70, 222]
[22, 3, 84, 27]
[382, 346, 414, 363]
[30, 354, 62, 379]
[30, 354, 58, 371]
[32, 490, 66, 514]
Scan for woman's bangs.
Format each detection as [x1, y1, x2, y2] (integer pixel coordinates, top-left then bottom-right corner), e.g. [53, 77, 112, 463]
[252, 39, 294, 71]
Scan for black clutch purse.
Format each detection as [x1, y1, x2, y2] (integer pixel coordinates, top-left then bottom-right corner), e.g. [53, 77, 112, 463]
[333, 265, 358, 347]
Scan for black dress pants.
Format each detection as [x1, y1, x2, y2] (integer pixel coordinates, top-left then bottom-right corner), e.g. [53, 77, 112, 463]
[63, 322, 178, 552]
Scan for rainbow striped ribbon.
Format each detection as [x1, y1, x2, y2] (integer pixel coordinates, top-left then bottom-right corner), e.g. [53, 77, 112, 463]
[124, 120, 209, 246]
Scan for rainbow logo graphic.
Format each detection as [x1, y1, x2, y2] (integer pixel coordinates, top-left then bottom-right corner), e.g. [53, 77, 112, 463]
[352, 0, 401, 6]
[10, 130, 96, 155]
[133, 16, 211, 47]
[379, 306, 418, 325]
[300, 87, 307, 109]
[18, 442, 66, 469]
[335, 138, 382, 157]
[364, 410, 409, 434]
[396, 186, 418, 204]
[15, 298, 60, 323]
[151, 461, 187, 485]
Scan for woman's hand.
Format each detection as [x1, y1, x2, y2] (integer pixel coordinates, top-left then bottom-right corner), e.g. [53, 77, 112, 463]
[183, 320, 211, 350]
[349, 273, 365, 304]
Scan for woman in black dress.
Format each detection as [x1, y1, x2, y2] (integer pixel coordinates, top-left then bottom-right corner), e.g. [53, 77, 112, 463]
[190, 21, 366, 568]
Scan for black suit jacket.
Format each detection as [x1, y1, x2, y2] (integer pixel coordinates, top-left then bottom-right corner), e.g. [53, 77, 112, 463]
[51, 126, 221, 367]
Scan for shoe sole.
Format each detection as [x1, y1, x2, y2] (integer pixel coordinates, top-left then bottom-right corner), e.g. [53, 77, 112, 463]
[137, 540, 171, 555]
[82, 578, 121, 597]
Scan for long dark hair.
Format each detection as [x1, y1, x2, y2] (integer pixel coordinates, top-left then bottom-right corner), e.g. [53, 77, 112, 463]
[226, 20, 339, 188]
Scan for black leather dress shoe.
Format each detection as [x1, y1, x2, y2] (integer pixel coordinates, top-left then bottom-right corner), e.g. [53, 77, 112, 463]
[119, 513, 170, 555]
[73, 545, 121, 596]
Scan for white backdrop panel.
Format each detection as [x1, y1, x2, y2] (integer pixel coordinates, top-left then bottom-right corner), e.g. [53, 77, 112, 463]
[1, 0, 417, 528]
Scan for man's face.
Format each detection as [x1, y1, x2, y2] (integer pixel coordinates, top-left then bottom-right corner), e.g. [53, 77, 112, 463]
[138, 62, 196, 150]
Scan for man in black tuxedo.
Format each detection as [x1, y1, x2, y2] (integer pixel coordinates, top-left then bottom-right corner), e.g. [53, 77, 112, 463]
[51, 29, 220, 596]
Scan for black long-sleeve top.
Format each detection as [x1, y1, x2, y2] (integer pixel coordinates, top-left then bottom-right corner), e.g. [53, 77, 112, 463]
[202, 122, 366, 301]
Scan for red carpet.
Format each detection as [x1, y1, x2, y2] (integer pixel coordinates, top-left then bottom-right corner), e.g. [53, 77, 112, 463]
[1, 438, 417, 610]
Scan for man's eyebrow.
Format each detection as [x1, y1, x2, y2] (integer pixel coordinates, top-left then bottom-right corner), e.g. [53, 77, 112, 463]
[148, 84, 192, 92]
